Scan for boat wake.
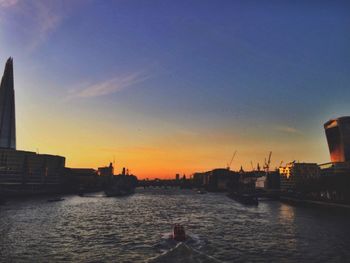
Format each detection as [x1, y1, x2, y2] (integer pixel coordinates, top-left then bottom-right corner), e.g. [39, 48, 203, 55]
[147, 242, 221, 263]
[154, 232, 205, 252]
[149, 232, 220, 263]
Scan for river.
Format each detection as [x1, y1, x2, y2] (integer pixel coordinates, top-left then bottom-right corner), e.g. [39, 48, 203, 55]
[1, 188, 349, 262]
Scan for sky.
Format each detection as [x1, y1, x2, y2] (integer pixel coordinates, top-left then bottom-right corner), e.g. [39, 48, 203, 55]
[0, 0, 349, 179]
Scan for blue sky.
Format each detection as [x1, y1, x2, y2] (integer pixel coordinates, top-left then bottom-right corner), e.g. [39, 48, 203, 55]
[0, 0, 349, 177]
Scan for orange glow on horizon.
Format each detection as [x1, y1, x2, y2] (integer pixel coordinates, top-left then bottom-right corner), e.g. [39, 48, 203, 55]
[15, 96, 331, 180]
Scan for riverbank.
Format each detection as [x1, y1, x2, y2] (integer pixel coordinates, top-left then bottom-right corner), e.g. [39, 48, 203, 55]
[280, 196, 350, 210]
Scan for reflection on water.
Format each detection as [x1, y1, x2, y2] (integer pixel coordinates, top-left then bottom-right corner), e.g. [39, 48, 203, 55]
[1, 188, 350, 262]
[278, 203, 297, 252]
[279, 203, 295, 223]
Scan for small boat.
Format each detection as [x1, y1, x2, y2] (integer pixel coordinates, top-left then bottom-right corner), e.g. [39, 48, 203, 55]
[228, 192, 258, 206]
[105, 187, 134, 197]
[104, 173, 137, 197]
[47, 198, 64, 202]
[197, 190, 206, 194]
[172, 224, 186, 241]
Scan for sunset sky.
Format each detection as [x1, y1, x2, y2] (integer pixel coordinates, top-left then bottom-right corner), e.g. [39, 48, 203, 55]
[1, 0, 349, 179]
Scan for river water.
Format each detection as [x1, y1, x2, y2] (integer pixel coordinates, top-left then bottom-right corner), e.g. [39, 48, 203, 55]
[1, 188, 349, 262]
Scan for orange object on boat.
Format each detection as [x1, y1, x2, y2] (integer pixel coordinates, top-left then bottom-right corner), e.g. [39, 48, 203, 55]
[173, 224, 186, 241]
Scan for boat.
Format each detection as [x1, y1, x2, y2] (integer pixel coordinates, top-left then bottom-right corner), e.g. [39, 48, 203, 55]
[104, 172, 137, 197]
[105, 187, 134, 197]
[228, 192, 258, 206]
[197, 190, 206, 194]
[228, 176, 258, 205]
[172, 224, 186, 241]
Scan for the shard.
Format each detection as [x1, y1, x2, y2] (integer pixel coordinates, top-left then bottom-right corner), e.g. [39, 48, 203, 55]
[0, 57, 16, 149]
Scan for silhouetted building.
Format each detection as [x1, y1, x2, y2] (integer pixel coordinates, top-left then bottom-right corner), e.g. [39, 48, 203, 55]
[64, 168, 107, 192]
[256, 175, 267, 189]
[324, 116, 350, 162]
[0, 57, 16, 149]
[206, 168, 238, 191]
[317, 162, 350, 202]
[0, 58, 67, 196]
[279, 162, 320, 192]
[98, 162, 114, 176]
[175, 173, 180, 181]
[0, 148, 65, 195]
[193, 172, 206, 187]
[255, 171, 280, 191]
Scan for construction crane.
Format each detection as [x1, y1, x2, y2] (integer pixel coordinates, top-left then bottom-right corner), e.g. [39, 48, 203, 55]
[263, 151, 272, 173]
[226, 150, 237, 170]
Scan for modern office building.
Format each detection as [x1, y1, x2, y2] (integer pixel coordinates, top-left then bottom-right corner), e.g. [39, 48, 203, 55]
[324, 116, 350, 163]
[0, 57, 16, 149]
[0, 148, 65, 194]
[0, 58, 66, 196]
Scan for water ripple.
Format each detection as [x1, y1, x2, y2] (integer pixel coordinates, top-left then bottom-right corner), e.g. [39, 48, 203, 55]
[1, 188, 350, 262]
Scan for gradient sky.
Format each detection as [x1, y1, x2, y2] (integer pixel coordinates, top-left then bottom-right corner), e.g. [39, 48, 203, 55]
[0, 0, 349, 178]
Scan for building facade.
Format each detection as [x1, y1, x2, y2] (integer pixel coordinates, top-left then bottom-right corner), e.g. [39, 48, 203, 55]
[0, 148, 65, 195]
[324, 116, 350, 163]
[98, 163, 114, 176]
[279, 162, 320, 192]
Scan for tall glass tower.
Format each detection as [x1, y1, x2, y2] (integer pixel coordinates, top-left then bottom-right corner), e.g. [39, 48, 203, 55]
[324, 116, 350, 163]
[0, 57, 16, 149]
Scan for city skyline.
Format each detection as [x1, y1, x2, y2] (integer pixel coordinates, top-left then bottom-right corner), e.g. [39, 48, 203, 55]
[1, 1, 349, 178]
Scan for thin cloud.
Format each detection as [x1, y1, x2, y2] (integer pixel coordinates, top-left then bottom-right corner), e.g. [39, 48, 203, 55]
[276, 125, 302, 135]
[28, 2, 62, 51]
[0, 0, 18, 8]
[0, 1, 81, 51]
[68, 71, 152, 99]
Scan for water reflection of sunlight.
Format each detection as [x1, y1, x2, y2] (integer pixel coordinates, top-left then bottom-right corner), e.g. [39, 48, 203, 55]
[279, 203, 295, 223]
[278, 203, 297, 251]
